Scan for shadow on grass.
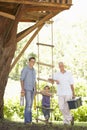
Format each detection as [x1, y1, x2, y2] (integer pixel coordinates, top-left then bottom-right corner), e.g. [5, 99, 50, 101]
[0, 119, 87, 130]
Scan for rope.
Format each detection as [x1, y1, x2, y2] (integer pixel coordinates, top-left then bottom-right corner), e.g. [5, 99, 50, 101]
[36, 21, 54, 123]
[36, 31, 40, 118]
[50, 19, 54, 122]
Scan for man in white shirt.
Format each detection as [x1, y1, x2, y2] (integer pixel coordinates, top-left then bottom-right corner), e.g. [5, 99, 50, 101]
[48, 62, 75, 125]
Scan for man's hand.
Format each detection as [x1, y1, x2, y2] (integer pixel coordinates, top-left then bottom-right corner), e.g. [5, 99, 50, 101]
[48, 78, 54, 84]
[55, 80, 60, 84]
[21, 90, 25, 96]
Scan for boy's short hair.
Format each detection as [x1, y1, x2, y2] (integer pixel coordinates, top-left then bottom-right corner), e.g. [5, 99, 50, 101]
[29, 57, 36, 61]
[44, 85, 50, 89]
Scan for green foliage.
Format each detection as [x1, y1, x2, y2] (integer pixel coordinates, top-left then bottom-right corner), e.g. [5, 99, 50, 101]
[72, 105, 87, 122]
[75, 82, 87, 97]
[9, 20, 87, 84]
[52, 98, 63, 121]
[9, 52, 37, 80]
[4, 99, 24, 120]
[4, 97, 87, 122]
[4, 96, 87, 122]
[4, 100, 15, 120]
[4, 82, 87, 122]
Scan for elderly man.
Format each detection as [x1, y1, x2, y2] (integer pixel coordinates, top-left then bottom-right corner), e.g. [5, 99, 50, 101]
[49, 62, 75, 125]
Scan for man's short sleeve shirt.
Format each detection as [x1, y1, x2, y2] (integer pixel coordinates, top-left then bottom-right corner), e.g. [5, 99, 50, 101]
[53, 71, 74, 96]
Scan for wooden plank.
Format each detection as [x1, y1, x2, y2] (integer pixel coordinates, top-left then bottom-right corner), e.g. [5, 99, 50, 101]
[37, 106, 54, 111]
[21, 4, 70, 12]
[37, 77, 49, 82]
[0, 11, 15, 20]
[36, 118, 52, 124]
[0, 0, 72, 7]
[4, 4, 23, 44]
[56, 0, 60, 3]
[37, 62, 54, 68]
[67, 0, 72, 4]
[37, 43, 54, 47]
[36, 118, 47, 123]
[10, 24, 44, 72]
[17, 12, 57, 42]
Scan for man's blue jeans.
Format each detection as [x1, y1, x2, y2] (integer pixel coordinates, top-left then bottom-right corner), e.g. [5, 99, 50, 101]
[24, 90, 34, 123]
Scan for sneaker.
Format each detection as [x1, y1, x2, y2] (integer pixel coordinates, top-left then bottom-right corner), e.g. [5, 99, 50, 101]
[64, 123, 70, 126]
[64, 124, 68, 127]
[44, 117, 48, 124]
[24, 122, 32, 125]
[71, 116, 74, 126]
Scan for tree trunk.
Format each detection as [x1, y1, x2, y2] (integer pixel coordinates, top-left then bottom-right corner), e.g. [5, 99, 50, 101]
[0, 5, 23, 119]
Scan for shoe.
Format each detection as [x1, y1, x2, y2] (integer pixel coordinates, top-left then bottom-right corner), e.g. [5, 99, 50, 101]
[45, 119, 48, 124]
[24, 122, 32, 125]
[31, 122, 36, 125]
[64, 123, 69, 126]
[71, 116, 74, 126]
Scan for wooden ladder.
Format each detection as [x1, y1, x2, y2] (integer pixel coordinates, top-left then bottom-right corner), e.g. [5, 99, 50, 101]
[36, 22, 54, 123]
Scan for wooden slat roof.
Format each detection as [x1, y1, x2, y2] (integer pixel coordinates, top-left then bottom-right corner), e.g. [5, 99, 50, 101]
[0, 0, 72, 22]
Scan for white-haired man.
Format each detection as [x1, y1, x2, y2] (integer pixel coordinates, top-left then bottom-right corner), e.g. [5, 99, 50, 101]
[48, 62, 75, 125]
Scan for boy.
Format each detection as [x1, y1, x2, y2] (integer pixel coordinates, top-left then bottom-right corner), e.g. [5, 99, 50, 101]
[38, 85, 52, 122]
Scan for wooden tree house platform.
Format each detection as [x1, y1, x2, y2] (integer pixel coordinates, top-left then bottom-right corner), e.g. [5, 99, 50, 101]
[0, 0, 72, 70]
[0, 0, 72, 22]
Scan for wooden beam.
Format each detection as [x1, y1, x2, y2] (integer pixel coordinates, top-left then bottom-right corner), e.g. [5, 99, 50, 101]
[36, 118, 47, 123]
[16, 25, 35, 42]
[22, 4, 70, 12]
[19, 19, 36, 22]
[36, 118, 53, 124]
[4, 4, 23, 44]
[37, 43, 54, 47]
[0, 11, 15, 20]
[37, 62, 54, 68]
[10, 24, 44, 72]
[17, 11, 59, 42]
[37, 77, 48, 82]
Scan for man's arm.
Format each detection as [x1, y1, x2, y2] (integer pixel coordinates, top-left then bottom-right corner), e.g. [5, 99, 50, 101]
[20, 80, 25, 93]
[48, 78, 59, 84]
[71, 84, 75, 98]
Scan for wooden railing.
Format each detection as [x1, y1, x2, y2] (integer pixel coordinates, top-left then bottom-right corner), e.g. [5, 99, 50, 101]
[33, 0, 72, 4]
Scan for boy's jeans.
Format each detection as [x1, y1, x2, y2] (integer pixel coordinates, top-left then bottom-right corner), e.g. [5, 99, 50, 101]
[42, 106, 50, 120]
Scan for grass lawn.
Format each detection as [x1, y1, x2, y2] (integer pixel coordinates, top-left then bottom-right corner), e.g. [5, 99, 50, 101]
[3, 79, 87, 129]
[0, 119, 87, 130]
